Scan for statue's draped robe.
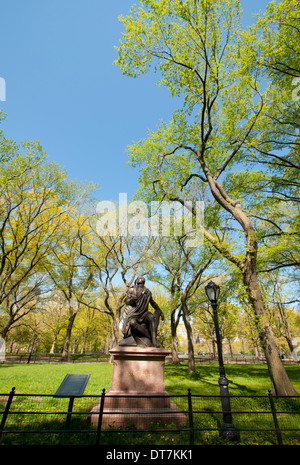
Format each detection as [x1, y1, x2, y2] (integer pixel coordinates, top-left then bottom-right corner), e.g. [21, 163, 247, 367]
[122, 286, 160, 339]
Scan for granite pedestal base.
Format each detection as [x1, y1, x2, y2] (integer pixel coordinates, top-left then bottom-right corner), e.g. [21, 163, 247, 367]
[90, 346, 186, 429]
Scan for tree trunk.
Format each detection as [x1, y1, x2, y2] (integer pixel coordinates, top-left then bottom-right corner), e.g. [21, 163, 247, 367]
[105, 334, 109, 354]
[81, 330, 88, 354]
[228, 339, 233, 357]
[244, 268, 298, 396]
[170, 310, 180, 364]
[0, 314, 14, 340]
[109, 314, 120, 363]
[212, 337, 216, 359]
[112, 315, 120, 348]
[253, 342, 259, 359]
[61, 313, 76, 361]
[50, 334, 57, 354]
[0, 324, 10, 341]
[181, 303, 196, 373]
[278, 303, 295, 354]
[72, 337, 79, 354]
[199, 158, 298, 395]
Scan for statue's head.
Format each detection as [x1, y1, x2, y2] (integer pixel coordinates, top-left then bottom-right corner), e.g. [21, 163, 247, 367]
[136, 275, 145, 287]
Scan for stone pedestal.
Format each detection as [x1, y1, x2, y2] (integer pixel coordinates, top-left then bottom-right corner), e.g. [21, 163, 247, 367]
[90, 346, 186, 429]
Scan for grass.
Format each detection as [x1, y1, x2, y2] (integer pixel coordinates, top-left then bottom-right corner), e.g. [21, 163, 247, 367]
[165, 363, 300, 395]
[0, 362, 113, 395]
[1, 362, 299, 395]
[0, 362, 299, 446]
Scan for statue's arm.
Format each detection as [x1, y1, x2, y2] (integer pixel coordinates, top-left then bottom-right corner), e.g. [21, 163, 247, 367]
[150, 297, 164, 320]
[149, 296, 160, 310]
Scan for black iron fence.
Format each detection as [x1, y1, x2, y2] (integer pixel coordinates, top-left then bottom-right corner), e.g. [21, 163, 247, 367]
[3, 353, 297, 364]
[0, 388, 299, 446]
[2, 353, 110, 364]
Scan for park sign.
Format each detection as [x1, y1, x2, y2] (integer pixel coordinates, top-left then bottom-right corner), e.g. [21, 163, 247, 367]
[54, 374, 90, 397]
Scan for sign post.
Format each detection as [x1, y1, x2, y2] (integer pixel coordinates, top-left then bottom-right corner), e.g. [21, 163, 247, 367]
[54, 374, 91, 429]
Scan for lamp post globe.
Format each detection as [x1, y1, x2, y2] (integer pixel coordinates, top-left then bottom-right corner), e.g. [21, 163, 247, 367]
[205, 280, 220, 303]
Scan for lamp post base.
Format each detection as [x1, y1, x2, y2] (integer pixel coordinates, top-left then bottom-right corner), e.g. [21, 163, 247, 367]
[219, 423, 241, 441]
[218, 375, 240, 442]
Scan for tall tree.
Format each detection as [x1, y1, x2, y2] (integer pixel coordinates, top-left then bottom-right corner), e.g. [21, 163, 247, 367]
[0, 120, 95, 339]
[79, 215, 158, 352]
[240, 0, 300, 277]
[115, 0, 298, 395]
[45, 214, 96, 360]
[151, 236, 214, 371]
[0, 275, 45, 340]
[40, 291, 68, 354]
[148, 247, 182, 364]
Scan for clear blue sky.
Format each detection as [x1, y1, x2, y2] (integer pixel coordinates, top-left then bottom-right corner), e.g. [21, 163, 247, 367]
[0, 0, 270, 202]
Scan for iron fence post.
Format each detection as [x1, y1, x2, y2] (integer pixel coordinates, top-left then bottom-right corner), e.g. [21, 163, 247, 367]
[187, 389, 194, 445]
[66, 396, 75, 430]
[0, 386, 15, 439]
[95, 388, 106, 445]
[268, 390, 283, 445]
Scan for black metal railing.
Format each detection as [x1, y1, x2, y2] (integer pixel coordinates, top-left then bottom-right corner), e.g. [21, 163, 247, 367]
[2, 353, 110, 364]
[2, 353, 298, 364]
[0, 388, 299, 446]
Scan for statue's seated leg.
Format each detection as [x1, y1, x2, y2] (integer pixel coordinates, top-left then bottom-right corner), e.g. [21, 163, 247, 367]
[144, 312, 160, 348]
[153, 309, 161, 334]
[130, 318, 151, 339]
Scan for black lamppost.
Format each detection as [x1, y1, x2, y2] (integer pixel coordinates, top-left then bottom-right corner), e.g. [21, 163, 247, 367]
[205, 280, 240, 441]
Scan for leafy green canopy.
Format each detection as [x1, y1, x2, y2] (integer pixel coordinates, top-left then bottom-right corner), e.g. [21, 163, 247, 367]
[116, 0, 300, 278]
[116, 0, 264, 206]
[115, 0, 266, 266]
[237, 0, 300, 276]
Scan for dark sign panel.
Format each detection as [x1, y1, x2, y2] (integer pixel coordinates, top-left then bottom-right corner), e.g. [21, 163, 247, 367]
[54, 374, 90, 397]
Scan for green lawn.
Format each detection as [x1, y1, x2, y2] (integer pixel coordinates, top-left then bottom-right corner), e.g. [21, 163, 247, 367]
[165, 363, 300, 395]
[0, 362, 299, 395]
[0, 362, 299, 446]
[0, 362, 114, 395]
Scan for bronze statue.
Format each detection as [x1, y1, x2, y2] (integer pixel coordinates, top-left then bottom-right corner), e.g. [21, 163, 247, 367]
[120, 276, 164, 347]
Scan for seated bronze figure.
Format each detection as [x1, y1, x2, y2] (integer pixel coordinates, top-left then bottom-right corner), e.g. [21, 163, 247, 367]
[120, 276, 164, 348]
